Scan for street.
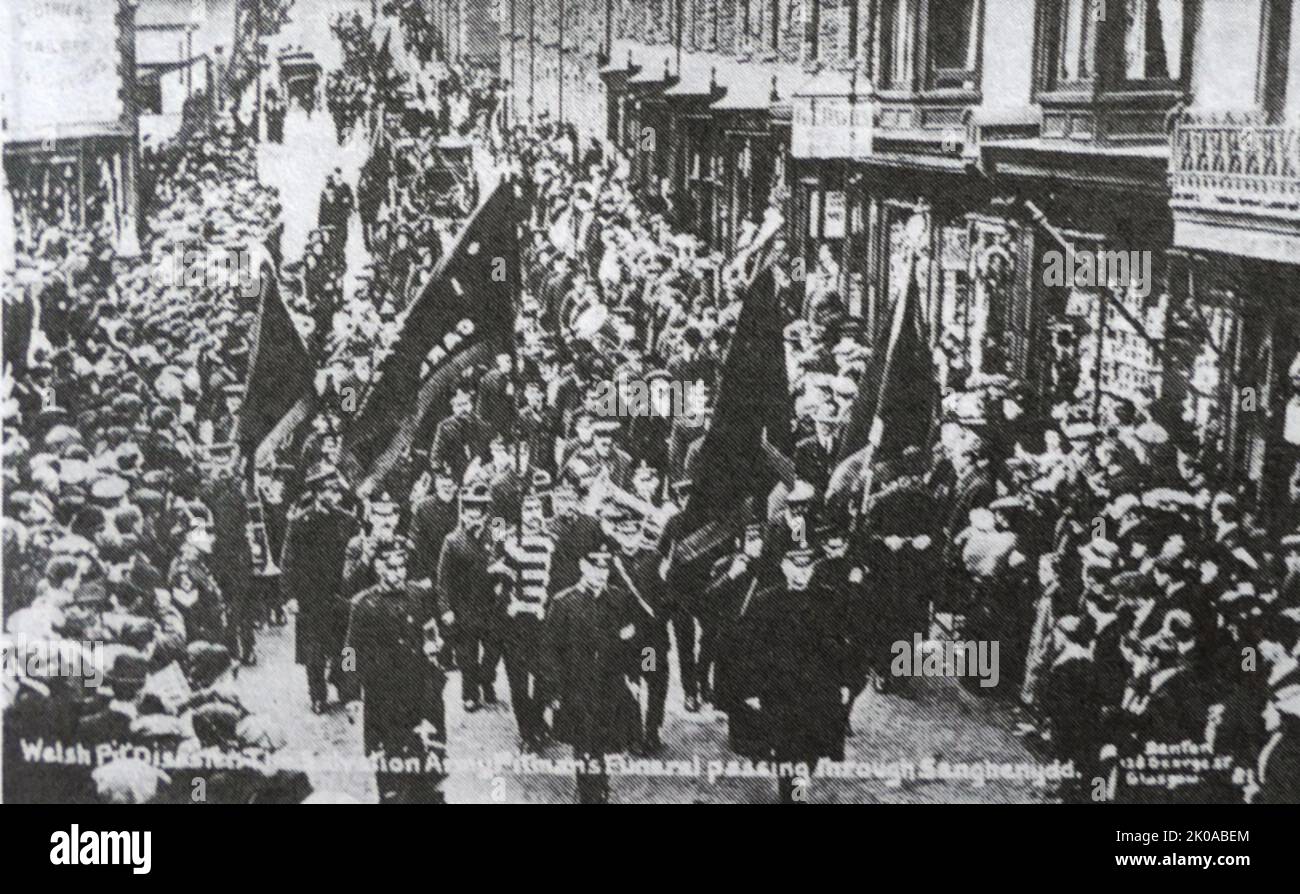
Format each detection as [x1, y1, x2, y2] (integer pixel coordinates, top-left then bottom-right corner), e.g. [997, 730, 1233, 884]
[232, 612, 1054, 803]
[223, 0, 1058, 805]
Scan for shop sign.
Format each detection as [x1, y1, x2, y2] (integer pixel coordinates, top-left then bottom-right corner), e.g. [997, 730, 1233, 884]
[823, 191, 847, 239]
[792, 94, 873, 160]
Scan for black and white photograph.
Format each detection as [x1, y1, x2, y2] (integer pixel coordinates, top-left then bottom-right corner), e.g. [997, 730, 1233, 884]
[1, 0, 1298, 827]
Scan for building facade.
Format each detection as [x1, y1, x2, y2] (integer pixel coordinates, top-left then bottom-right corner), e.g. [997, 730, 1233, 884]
[3, 0, 143, 255]
[427, 0, 503, 67]
[497, 0, 1300, 527]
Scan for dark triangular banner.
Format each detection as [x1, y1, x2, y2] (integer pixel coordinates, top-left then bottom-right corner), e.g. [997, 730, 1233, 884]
[828, 253, 934, 503]
[680, 252, 791, 533]
[236, 260, 313, 456]
[343, 175, 519, 476]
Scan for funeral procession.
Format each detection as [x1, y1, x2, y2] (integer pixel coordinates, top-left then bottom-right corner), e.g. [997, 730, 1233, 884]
[4, 0, 1300, 809]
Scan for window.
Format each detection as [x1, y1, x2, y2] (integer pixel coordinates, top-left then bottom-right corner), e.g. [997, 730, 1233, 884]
[847, 0, 861, 62]
[1260, 0, 1293, 122]
[137, 78, 163, 115]
[737, 0, 753, 52]
[1122, 0, 1185, 82]
[928, 0, 980, 89]
[807, 0, 822, 62]
[1045, 0, 1185, 90]
[1052, 0, 1099, 86]
[877, 0, 915, 90]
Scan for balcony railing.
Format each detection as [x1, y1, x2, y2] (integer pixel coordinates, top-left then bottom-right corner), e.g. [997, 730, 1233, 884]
[1171, 111, 1300, 217]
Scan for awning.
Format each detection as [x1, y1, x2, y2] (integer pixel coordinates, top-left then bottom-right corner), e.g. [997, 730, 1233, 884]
[626, 44, 677, 86]
[598, 50, 639, 77]
[663, 52, 727, 99]
[137, 56, 207, 81]
[792, 68, 867, 99]
[711, 61, 803, 112]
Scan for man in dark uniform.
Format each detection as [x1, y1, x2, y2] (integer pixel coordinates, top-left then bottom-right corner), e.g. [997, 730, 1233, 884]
[547, 479, 603, 594]
[606, 503, 671, 754]
[344, 536, 448, 803]
[794, 404, 842, 497]
[431, 384, 490, 482]
[702, 521, 767, 714]
[407, 464, 460, 586]
[725, 547, 856, 803]
[343, 493, 401, 599]
[544, 541, 642, 803]
[200, 443, 256, 664]
[436, 481, 500, 712]
[860, 470, 937, 695]
[281, 464, 357, 713]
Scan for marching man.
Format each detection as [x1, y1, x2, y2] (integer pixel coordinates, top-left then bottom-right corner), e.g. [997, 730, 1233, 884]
[344, 536, 448, 803]
[543, 540, 642, 803]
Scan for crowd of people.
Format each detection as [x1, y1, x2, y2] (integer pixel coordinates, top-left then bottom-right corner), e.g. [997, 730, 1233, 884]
[5, 5, 1299, 807]
[323, 47, 1300, 803]
[1, 119, 332, 803]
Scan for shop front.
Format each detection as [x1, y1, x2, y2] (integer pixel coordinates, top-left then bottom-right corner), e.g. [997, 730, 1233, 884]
[1164, 252, 1300, 531]
[706, 59, 801, 255]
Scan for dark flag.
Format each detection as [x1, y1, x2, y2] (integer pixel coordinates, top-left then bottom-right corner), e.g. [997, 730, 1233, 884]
[343, 176, 519, 489]
[678, 249, 791, 547]
[827, 252, 934, 506]
[236, 260, 313, 456]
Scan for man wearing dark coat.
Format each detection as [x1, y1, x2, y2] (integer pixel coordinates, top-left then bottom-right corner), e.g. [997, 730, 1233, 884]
[547, 480, 603, 594]
[1037, 616, 1102, 802]
[436, 482, 500, 711]
[724, 547, 856, 803]
[543, 541, 642, 803]
[280, 467, 357, 713]
[407, 465, 460, 586]
[701, 522, 767, 713]
[201, 450, 256, 663]
[861, 473, 937, 694]
[1110, 615, 1211, 803]
[344, 537, 447, 803]
[431, 384, 490, 482]
[793, 405, 842, 497]
[607, 505, 671, 754]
